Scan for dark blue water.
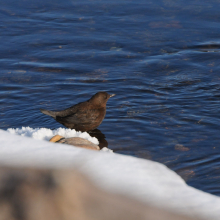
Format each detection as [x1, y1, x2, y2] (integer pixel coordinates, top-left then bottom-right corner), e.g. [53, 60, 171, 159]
[1, 0, 220, 195]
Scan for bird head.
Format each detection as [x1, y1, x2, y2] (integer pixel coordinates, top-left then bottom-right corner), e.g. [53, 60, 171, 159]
[89, 92, 115, 107]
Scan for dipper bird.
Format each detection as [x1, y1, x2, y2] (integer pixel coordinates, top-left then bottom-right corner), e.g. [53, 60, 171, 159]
[40, 92, 115, 132]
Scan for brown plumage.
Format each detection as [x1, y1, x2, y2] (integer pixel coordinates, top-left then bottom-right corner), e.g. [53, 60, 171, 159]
[40, 92, 115, 132]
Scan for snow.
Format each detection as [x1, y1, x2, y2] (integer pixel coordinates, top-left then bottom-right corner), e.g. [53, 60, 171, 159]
[1, 129, 220, 219]
[6, 127, 113, 152]
[7, 126, 99, 145]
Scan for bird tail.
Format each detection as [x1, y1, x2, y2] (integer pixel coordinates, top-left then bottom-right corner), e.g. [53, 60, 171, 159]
[40, 109, 57, 118]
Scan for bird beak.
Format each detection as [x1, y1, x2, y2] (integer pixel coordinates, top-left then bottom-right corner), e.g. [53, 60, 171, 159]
[109, 94, 116, 98]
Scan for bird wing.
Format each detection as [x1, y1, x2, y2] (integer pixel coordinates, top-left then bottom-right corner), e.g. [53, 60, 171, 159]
[54, 102, 85, 118]
[56, 102, 101, 124]
[57, 108, 100, 124]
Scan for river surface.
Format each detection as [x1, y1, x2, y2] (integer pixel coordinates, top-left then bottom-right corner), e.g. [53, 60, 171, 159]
[1, 0, 220, 196]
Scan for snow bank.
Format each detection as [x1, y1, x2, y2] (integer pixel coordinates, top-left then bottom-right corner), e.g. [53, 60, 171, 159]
[7, 127, 99, 145]
[0, 129, 220, 220]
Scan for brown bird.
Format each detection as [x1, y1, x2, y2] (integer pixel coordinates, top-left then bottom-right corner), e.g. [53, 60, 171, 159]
[40, 92, 115, 132]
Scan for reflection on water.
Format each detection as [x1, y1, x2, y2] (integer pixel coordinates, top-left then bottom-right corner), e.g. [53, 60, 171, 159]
[1, 0, 220, 196]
